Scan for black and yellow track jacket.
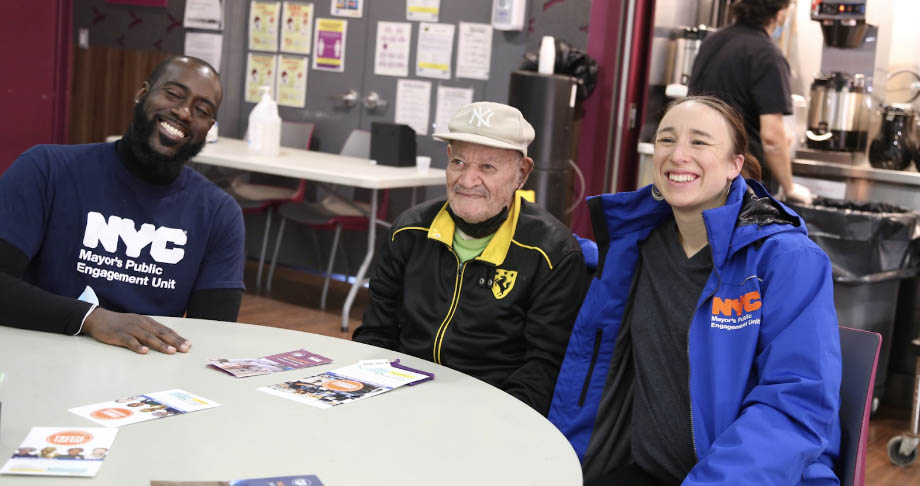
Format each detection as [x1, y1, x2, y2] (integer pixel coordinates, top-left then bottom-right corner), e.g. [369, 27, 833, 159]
[353, 191, 585, 415]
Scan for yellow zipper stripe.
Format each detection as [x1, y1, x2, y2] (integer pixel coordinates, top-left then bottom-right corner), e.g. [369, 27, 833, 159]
[435, 263, 466, 363]
[510, 239, 554, 270]
[392, 226, 428, 241]
[432, 253, 463, 363]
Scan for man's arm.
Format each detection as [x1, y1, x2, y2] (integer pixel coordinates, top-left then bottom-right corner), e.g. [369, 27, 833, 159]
[501, 250, 586, 415]
[186, 288, 243, 322]
[352, 226, 406, 350]
[759, 113, 794, 195]
[760, 114, 813, 204]
[0, 238, 190, 354]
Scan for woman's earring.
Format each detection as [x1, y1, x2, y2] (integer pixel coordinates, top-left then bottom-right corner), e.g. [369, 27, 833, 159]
[651, 185, 664, 201]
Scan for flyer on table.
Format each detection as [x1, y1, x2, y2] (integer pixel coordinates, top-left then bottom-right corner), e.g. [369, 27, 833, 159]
[313, 18, 347, 72]
[258, 360, 430, 409]
[209, 348, 330, 377]
[1, 427, 117, 477]
[245, 53, 278, 103]
[151, 474, 324, 486]
[69, 389, 221, 428]
[281, 1, 313, 54]
[249, 1, 281, 51]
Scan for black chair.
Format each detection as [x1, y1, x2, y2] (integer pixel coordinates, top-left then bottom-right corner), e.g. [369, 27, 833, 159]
[837, 326, 882, 486]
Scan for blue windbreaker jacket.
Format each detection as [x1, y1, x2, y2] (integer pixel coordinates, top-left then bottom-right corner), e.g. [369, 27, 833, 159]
[549, 177, 842, 485]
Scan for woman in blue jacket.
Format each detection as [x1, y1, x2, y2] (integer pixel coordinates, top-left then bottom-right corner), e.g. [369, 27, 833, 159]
[548, 96, 841, 485]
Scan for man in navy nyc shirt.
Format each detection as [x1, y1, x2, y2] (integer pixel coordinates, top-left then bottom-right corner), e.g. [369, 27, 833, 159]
[0, 56, 245, 354]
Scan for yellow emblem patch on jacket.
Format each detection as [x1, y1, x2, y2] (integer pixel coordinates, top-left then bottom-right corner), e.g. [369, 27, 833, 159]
[492, 269, 517, 299]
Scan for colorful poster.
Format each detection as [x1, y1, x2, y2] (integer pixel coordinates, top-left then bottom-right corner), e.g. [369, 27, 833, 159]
[406, 0, 439, 22]
[276, 55, 309, 108]
[69, 389, 221, 428]
[330, 0, 363, 18]
[210, 347, 328, 378]
[395, 78, 432, 136]
[456, 22, 493, 80]
[0, 427, 117, 477]
[245, 53, 278, 103]
[280, 1, 313, 54]
[249, 1, 281, 52]
[373, 21, 411, 77]
[434, 86, 474, 133]
[312, 18, 347, 72]
[416, 22, 455, 80]
[258, 360, 431, 409]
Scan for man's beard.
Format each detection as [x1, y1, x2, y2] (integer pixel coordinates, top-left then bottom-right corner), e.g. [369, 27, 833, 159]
[122, 99, 207, 184]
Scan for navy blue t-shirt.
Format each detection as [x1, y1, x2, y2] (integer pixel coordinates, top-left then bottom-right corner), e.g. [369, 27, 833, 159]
[0, 143, 244, 317]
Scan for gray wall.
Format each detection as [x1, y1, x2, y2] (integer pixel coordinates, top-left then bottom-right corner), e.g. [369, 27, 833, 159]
[72, 0, 592, 283]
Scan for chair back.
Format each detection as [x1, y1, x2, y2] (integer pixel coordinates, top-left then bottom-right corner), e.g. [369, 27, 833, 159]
[837, 326, 882, 486]
[340, 129, 371, 158]
[281, 121, 315, 150]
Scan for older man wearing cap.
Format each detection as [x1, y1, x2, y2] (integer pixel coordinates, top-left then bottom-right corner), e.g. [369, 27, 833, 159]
[352, 102, 585, 415]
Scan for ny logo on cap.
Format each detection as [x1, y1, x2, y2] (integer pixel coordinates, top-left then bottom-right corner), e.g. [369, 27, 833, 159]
[468, 107, 494, 128]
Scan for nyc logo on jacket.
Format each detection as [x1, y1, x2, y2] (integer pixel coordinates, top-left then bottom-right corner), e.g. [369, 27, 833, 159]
[710, 290, 761, 331]
[75, 211, 186, 290]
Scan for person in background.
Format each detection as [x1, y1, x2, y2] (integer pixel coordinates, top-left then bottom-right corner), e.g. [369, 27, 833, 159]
[353, 102, 585, 415]
[548, 96, 841, 485]
[689, 0, 813, 204]
[0, 56, 244, 354]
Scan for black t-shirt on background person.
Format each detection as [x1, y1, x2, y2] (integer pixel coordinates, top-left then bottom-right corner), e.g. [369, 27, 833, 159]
[688, 23, 793, 191]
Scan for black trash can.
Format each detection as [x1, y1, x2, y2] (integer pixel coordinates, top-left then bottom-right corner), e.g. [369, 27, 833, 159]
[790, 197, 920, 406]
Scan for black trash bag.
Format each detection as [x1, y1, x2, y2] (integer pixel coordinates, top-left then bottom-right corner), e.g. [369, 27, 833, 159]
[789, 196, 920, 282]
[520, 39, 599, 104]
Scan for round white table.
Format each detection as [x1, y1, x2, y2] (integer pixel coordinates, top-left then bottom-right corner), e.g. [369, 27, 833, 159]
[0, 318, 581, 485]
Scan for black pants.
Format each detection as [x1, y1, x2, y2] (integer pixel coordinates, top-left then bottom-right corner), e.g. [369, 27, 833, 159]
[585, 463, 671, 486]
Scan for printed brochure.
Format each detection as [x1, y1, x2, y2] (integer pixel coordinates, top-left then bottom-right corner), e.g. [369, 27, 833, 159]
[209, 349, 332, 378]
[150, 475, 324, 486]
[258, 359, 432, 409]
[69, 389, 221, 428]
[1, 426, 117, 477]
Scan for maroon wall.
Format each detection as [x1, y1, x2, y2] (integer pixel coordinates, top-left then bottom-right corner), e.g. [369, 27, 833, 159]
[0, 0, 72, 175]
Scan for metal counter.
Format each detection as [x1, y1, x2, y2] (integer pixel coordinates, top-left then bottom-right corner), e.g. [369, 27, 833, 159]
[792, 158, 920, 211]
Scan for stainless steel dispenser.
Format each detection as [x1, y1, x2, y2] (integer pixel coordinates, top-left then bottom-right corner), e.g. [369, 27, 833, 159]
[806, 72, 870, 152]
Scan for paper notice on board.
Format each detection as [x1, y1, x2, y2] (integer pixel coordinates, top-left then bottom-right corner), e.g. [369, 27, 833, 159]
[395, 79, 432, 136]
[330, 0, 363, 18]
[277, 55, 309, 108]
[406, 0, 439, 22]
[184, 32, 223, 73]
[374, 21, 411, 77]
[456, 22, 492, 80]
[434, 86, 473, 133]
[184, 0, 222, 30]
[313, 18, 347, 72]
[249, 1, 281, 51]
[245, 53, 277, 103]
[416, 22, 454, 80]
[280, 1, 313, 54]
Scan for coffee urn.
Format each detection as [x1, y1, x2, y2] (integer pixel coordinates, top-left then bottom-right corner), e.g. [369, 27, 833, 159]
[664, 26, 711, 98]
[805, 72, 870, 152]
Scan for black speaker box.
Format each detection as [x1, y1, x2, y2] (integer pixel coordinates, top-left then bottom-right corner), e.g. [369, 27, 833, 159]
[371, 122, 416, 167]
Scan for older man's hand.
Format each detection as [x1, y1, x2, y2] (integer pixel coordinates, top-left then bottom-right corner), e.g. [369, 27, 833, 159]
[82, 307, 191, 354]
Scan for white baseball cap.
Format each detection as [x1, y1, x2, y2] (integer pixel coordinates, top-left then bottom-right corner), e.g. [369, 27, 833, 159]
[433, 102, 535, 157]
